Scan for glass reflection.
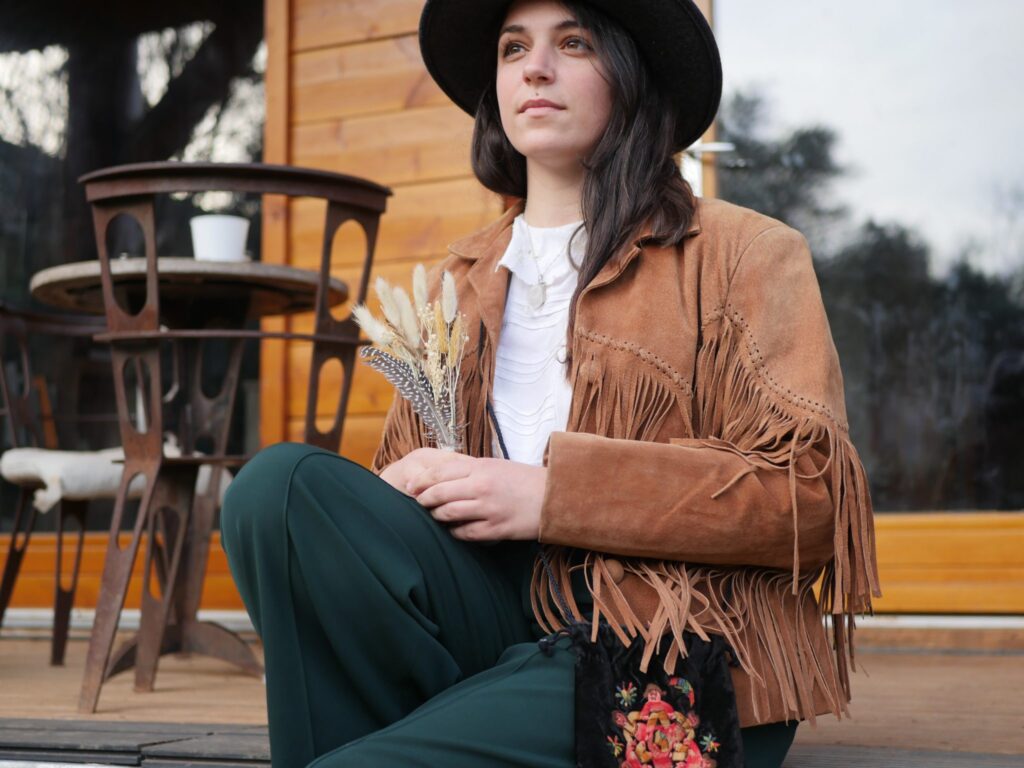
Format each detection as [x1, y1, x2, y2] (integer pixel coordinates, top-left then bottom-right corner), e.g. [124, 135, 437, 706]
[716, 2, 1024, 511]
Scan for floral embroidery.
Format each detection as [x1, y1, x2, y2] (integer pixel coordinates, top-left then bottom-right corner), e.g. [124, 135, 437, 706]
[608, 735, 625, 758]
[609, 682, 720, 768]
[668, 676, 696, 707]
[699, 734, 720, 753]
[616, 681, 638, 708]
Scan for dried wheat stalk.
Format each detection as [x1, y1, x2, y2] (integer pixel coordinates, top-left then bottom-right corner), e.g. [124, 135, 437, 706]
[354, 266, 468, 451]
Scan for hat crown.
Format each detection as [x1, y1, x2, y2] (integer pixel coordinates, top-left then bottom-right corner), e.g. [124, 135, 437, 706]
[419, 0, 722, 152]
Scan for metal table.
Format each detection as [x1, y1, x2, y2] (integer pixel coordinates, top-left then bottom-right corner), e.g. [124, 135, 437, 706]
[31, 257, 347, 319]
[30, 256, 349, 707]
[38, 161, 390, 714]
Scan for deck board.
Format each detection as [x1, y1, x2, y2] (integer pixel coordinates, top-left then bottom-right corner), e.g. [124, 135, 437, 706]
[785, 745, 1024, 767]
[0, 636, 1021, 763]
[0, 720, 269, 766]
[0, 637, 266, 724]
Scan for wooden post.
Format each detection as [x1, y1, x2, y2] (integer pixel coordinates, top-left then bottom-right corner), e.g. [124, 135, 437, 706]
[260, 0, 291, 447]
[693, 0, 719, 200]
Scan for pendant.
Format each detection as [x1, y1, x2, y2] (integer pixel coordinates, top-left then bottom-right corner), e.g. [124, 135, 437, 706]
[528, 282, 546, 309]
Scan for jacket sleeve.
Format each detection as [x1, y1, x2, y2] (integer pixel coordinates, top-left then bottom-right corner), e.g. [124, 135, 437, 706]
[539, 225, 878, 594]
[539, 431, 835, 571]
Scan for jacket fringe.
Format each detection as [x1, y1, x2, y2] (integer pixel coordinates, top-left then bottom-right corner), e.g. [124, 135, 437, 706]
[531, 311, 881, 724]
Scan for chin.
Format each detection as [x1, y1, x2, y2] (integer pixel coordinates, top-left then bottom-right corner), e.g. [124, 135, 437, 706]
[511, 138, 590, 166]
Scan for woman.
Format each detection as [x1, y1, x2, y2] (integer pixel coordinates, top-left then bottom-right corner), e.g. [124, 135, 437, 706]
[221, 1, 880, 766]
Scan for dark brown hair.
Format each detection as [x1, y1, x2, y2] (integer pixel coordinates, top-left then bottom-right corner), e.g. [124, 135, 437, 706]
[471, 0, 697, 371]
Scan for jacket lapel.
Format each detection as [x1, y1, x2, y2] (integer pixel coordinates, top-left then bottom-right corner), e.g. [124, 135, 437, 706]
[449, 202, 521, 351]
[586, 200, 704, 292]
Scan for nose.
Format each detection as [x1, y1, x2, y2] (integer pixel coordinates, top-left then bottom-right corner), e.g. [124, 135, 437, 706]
[522, 45, 554, 85]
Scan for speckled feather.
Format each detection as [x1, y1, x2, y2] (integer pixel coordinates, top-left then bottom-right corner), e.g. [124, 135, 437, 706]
[360, 346, 451, 445]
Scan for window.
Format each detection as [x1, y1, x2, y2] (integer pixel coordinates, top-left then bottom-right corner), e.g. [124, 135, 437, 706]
[714, 1, 1024, 513]
[0, 4, 266, 528]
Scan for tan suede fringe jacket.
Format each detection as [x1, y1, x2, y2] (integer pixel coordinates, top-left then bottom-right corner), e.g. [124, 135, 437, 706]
[370, 197, 881, 729]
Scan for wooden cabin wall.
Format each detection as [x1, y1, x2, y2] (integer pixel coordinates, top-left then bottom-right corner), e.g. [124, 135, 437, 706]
[259, 0, 504, 467]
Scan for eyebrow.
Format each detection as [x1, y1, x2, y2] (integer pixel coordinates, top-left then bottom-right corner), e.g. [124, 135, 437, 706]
[499, 19, 582, 36]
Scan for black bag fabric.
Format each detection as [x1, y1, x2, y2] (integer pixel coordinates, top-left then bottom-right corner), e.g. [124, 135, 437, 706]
[546, 623, 744, 768]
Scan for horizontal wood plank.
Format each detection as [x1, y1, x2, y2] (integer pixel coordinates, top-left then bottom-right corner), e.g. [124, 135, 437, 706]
[878, 566, 1024, 583]
[5, 533, 243, 610]
[874, 512, 1024, 566]
[291, 35, 446, 123]
[5, 515, 1022, 613]
[287, 178, 503, 269]
[872, 581, 1024, 614]
[287, 412, 386, 468]
[872, 512, 1024, 612]
[292, 0, 423, 52]
[281, 258, 442, 419]
[291, 104, 475, 187]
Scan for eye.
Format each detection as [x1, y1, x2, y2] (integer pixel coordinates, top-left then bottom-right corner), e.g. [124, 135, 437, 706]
[501, 40, 526, 58]
[562, 35, 593, 52]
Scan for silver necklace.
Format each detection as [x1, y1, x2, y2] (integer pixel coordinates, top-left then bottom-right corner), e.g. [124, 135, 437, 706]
[524, 225, 558, 310]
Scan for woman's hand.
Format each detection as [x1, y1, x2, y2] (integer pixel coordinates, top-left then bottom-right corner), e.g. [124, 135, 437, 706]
[379, 448, 547, 541]
[378, 447, 444, 495]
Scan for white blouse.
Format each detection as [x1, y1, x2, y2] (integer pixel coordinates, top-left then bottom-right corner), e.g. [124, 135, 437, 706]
[491, 214, 585, 466]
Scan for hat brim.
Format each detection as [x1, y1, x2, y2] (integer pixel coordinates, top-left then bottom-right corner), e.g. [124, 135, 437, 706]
[419, 0, 722, 152]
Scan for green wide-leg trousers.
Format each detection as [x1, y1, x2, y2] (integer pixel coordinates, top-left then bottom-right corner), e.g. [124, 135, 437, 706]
[220, 443, 797, 768]
[220, 442, 573, 767]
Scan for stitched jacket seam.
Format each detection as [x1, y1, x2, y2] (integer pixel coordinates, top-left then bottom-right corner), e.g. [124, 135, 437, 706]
[576, 327, 693, 396]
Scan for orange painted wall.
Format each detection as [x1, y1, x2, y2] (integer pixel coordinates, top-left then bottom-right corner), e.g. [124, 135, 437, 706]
[7, 512, 1023, 613]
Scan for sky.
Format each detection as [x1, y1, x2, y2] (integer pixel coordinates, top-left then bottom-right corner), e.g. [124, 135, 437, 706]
[715, 0, 1024, 274]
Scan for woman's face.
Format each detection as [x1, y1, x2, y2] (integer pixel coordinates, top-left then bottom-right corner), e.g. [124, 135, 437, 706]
[495, 0, 614, 168]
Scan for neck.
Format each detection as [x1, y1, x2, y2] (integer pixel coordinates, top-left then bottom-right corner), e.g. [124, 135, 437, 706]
[523, 159, 585, 227]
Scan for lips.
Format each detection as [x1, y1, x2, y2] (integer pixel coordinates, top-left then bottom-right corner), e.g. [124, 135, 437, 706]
[520, 99, 564, 113]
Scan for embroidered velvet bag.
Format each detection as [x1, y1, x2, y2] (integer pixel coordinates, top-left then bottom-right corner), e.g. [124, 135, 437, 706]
[537, 610, 743, 768]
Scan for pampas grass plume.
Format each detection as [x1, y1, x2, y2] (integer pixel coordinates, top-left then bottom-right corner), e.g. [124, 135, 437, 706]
[375, 276, 402, 329]
[353, 304, 391, 346]
[413, 263, 428, 313]
[448, 315, 465, 367]
[393, 286, 420, 350]
[441, 271, 457, 324]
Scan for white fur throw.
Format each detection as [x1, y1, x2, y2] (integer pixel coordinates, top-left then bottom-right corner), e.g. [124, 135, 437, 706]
[0, 444, 232, 513]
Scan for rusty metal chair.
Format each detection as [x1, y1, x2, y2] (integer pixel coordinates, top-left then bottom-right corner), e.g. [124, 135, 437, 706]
[0, 302, 109, 665]
[74, 162, 390, 713]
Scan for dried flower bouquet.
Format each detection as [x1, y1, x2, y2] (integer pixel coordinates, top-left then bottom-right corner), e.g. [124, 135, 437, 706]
[354, 264, 468, 452]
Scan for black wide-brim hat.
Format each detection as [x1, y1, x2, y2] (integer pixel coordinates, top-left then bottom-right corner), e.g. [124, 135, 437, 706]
[419, 0, 722, 152]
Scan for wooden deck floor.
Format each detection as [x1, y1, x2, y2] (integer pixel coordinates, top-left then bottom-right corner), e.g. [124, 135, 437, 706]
[0, 634, 267, 724]
[0, 632, 1022, 762]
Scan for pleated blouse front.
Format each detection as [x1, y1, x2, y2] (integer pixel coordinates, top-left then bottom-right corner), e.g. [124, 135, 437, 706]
[492, 215, 585, 466]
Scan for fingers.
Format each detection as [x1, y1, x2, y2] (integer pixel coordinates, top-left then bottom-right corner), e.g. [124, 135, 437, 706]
[449, 519, 501, 542]
[406, 457, 473, 496]
[378, 449, 466, 495]
[414, 476, 477, 512]
[428, 499, 483, 525]
[378, 457, 428, 496]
